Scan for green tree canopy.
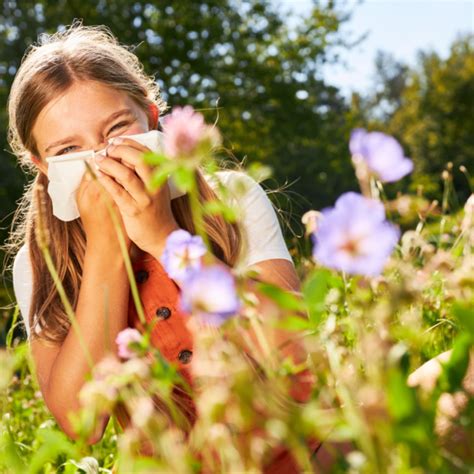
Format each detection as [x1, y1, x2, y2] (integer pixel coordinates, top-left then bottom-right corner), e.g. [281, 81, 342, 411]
[358, 35, 474, 205]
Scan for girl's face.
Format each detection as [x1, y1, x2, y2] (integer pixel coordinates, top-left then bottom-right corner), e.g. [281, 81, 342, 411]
[32, 80, 150, 174]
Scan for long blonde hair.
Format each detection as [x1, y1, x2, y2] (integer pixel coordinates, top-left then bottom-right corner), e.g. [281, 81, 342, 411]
[4, 23, 242, 344]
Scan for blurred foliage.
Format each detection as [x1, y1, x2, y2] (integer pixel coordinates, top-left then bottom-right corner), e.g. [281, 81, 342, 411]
[1, 172, 473, 471]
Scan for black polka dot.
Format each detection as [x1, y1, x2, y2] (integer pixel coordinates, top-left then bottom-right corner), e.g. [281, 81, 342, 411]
[178, 349, 193, 364]
[156, 306, 172, 320]
[135, 270, 149, 283]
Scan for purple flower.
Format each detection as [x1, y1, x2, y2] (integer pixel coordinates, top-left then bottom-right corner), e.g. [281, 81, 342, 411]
[115, 328, 143, 359]
[179, 265, 241, 326]
[161, 229, 207, 282]
[312, 192, 400, 277]
[349, 128, 413, 183]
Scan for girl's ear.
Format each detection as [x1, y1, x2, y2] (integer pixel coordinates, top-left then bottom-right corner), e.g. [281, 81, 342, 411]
[148, 103, 159, 130]
[31, 154, 48, 175]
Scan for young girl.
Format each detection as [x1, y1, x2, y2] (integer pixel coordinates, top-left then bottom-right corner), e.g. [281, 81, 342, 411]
[6, 24, 323, 471]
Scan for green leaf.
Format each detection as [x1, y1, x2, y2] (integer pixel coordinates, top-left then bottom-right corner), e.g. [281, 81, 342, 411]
[142, 151, 169, 166]
[256, 282, 305, 312]
[302, 269, 331, 325]
[0, 429, 26, 472]
[452, 301, 474, 337]
[387, 368, 417, 421]
[203, 199, 238, 222]
[173, 167, 195, 192]
[274, 314, 313, 331]
[439, 332, 472, 392]
[149, 169, 171, 190]
[28, 429, 79, 474]
[245, 162, 273, 183]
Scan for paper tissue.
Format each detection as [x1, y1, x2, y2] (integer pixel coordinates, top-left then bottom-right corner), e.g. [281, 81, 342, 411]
[45, 130, 185, 222]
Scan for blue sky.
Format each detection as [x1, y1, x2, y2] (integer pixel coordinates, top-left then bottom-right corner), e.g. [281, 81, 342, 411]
[277, 0, 474, 97]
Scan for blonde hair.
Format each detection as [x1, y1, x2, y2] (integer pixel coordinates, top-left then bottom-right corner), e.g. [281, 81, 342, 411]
[4, 23, 242, 344]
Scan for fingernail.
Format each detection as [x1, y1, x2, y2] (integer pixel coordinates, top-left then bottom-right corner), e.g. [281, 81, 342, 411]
[111, 137, 124, 145]
[95, 153, 105, 162]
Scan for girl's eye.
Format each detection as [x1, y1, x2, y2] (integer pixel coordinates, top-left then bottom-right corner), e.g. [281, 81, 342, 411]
[55, 120, 132, 155]
[109, 121, 130, 134]
[57, 145, 78, 155]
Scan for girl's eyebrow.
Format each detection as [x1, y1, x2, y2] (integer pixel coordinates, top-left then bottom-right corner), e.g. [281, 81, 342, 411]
[44, 108, 134, 154]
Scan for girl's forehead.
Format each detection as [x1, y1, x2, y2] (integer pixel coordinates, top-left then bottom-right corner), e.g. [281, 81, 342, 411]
[42, 81, 131, 118]
[33, 81, 139, 151]
[49, 81, 130, 110]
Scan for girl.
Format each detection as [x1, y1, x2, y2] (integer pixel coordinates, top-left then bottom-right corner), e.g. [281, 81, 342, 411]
[5, 24, 323, 471]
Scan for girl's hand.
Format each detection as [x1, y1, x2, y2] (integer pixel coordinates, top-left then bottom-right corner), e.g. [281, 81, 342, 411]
[77, 166, 132, 253]
[93, 137, 179, 257]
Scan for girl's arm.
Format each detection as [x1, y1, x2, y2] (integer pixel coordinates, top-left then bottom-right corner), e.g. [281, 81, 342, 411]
[30, 237, 130, 443]
[242, 258, 312, 400]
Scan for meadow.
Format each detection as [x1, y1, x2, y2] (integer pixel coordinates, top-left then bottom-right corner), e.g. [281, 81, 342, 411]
[0, 109, 473, 473]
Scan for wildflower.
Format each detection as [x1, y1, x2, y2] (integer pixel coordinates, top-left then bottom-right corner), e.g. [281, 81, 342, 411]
[92, 354, 123, 381]
[79, 379, 118, 411]
[349, 128, 413, 183]
[161, 229, 207, 282]
[122, 358, 150, 380]
[162, 105, 220, 159]
[312, 192, 400, 277]
[180, 265, 241, 326]
[302, 210, 323, 247]
[115, 328, 143, 359]
[129, 396, 155, 428]
[301, 210, 323, 235]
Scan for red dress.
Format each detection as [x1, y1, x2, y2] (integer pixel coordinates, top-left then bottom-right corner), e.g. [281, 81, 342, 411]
[115, 253, 321, 472]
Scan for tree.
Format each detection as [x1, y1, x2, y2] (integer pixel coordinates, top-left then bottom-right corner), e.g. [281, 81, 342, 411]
[359, 35, 474, 205]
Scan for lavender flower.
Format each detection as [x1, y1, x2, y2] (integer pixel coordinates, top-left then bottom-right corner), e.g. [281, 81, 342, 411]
[115, 328, 143, 359]
[312, 192, 400, 277]
[162, 105, 220, 159]
[179, 265, 241, 326]
[349, 128, 413, 183]
[161, 229, 207, 282]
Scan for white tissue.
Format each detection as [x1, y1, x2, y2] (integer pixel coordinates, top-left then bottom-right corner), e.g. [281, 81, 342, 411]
[45, 130, 185, 222]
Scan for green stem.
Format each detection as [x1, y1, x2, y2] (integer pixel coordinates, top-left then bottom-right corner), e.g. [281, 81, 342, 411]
[6, 306, 20, 349]
[325, 340, 380, 471]
[369, 176, 380, 200]
[86, 162, 146, 326]
[41, 246, 94, 369]
[187, 169, 211, 251]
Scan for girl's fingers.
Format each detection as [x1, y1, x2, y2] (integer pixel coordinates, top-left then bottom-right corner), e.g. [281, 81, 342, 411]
[106, 140, 154, 183]
[96, 157, 151, 208]
[95, 173, 137, 215]
[109, 137, 149, 153]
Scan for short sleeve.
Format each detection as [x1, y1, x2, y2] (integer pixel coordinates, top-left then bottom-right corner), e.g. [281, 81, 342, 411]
[12, 244, 37, 338]
[211, 171, 293, 268]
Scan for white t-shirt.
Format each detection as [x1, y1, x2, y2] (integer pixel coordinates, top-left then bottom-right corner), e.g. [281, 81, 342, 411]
[13, 170, 293, 338]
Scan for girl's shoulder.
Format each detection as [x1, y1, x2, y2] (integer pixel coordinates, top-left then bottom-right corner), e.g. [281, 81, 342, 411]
[13, 242, 31, 281]
[207, 169, 293, 268]
[12, 242, 36, 338]
[208, 168, 250, 186]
